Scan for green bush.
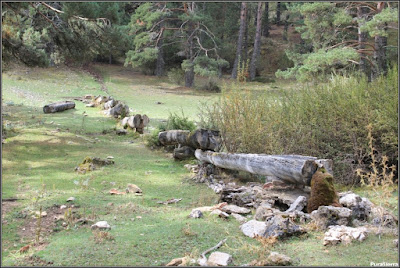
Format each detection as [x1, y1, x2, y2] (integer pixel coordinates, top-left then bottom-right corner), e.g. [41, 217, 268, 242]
[166, 111, 196, 131]
[201, 78, 221, 92]
[167, 67, 185, 86]
[203, 67, 398, 184]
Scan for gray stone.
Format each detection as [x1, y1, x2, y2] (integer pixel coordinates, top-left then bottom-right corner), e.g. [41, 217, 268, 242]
[121, 117, 129, 128]
[221, 204, 251, 215]
[60, 205, 67, 209]
[266, 252, 292, 266]
[393, 239, 398, 248]
[285, 196, 307, 213]
[231, 213, 247, 224]
[66, 197, 75, 202]
[91, 221, 111, 230]
[311, 206, 352, 229]
[339, 192, 372, 221]
[264, 214, 306, 239]
[126, 184, 142, 194]
[189, 209, 203, 219]
[210, 209, 230, 219]
[116, 129, 127, 135]
[240, 220, 267, 238]
[323, 225, 368, 246]
[255, 205, 281, 221]
[207, 252, 232, 266]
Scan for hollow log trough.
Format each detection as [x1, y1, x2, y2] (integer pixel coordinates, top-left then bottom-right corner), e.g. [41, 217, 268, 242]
[195, 149, 333, 187]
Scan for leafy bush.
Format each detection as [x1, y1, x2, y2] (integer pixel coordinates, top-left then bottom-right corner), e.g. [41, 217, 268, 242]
[167, 68, 185, 86]
[201, 78, 221, 92]
[203, 67, 398, 184]
[166, 111, 196, 131]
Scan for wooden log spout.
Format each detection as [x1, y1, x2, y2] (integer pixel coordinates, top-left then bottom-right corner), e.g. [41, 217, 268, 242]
[195, 149, 333, 186]
[43, 101, 75, 113]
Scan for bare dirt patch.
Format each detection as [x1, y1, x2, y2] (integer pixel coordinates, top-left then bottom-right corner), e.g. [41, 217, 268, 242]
[2, 200, 21, 224]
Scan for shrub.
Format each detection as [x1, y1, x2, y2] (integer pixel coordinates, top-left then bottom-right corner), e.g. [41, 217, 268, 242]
[201, 78, 220, 92]
[202, 67, 398, 184]
[167, 67, 185, 86]
[166, 111, 196, 131]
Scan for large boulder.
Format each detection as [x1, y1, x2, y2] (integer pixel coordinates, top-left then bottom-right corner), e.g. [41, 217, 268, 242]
[263, 214, 306, 239]
[240, 220, 267, 238]
[307, 167, 341, 213]
[311, 206, 352, 229]
[285, 196, 307, 213]
[339, 192, 372, 221]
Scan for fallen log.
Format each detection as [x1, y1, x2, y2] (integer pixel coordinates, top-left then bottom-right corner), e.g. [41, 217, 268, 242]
[43, 101, 75, 113]
[173, 146, 195, 160]
[158, 129, 221, 151]
[195, 149, 333, 186]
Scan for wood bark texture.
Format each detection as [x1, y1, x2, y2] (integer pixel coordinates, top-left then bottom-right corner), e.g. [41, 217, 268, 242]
[43, 101, 75, 113]
[195, 149, 333, 186]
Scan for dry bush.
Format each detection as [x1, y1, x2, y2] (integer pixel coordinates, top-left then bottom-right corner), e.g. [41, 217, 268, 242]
[92, 230, 114, 243]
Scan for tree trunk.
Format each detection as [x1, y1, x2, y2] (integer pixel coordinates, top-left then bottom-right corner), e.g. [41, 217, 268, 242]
[231, 2, 247, 79]
[184, 62, 195, 87]
[158, 130, 191, 146]
[195, 149, 333, 186]
[156, 21, 165, 77]
[185, 20, 195, 87]
[243, 7, 249, 63]
[43, 101, 75, 113]
[372, 2, 388, 79]
[249, 2, 263, 81]
[283, 14, 289, 41]
[357, 6, 370, 80]
[276, 2, 281, 25]
[262, 2, 269, 37]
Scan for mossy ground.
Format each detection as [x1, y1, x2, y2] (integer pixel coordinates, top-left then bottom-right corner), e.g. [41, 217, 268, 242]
[2, 64, 398, 266]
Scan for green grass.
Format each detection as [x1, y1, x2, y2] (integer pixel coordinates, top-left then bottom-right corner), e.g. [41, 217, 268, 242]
[2, 63, 398, 266]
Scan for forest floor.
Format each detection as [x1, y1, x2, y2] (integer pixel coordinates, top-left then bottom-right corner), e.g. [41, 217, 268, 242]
[1, 63, 398, 266]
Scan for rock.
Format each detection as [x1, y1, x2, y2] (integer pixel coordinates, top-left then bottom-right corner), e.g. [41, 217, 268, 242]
[91, 221, 111, 230]
[86, 103, 95, 107]
[393, 239, 398, 248]
[255, 204, 281, 221]
[370, 205, 398, 228]
[221, 204, 251, 215]
[210, 209, 230, 219]
[266, 252, 292, 266]
[339, 192, 372, 221]
[207, 252, 232, 266]
[189, 209, 203, 219]
[307, 167, 341, 213]
[67, 197, 75, 202]
[323, 225, 369, 246]
[264, 214, 306, 239]
[285, 196, 307, 213]
[311, 206, 352, 229]
[104, 99, 117, 110]
[107, 156, 114, 159]
[229, 213, 246, 224]
[126, 184, 142, 194]
[60, 205, 67, 209]
[166, 257, 187, 266]
[240, 220, 267, 238]
[35, 211, 47, 217]
[116, 129, 127, 135]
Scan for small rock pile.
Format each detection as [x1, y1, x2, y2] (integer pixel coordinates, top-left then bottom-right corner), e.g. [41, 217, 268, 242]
[75, 156, 114, 174]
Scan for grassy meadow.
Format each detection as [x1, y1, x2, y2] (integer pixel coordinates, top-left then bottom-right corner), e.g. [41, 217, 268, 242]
[1, 64, 398, 266]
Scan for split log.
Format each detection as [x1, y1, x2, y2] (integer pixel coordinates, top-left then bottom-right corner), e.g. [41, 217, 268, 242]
[158, 130, 190, 145]
[173, 146, 195, 160]
[188, 129, 221, 151]
[195, 149, 333, 186]
[43, 101, 75, 113]
[158, 129, 221, 151]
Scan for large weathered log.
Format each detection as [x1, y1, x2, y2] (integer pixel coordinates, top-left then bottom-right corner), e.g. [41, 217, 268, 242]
[195, 149, 333, 186]
[43, 101, 75, 113]
[187, 129, 221, 151]
[158, 129, 221, 151]
[158, 130, 191, 145]
[109, 103, 129, 118]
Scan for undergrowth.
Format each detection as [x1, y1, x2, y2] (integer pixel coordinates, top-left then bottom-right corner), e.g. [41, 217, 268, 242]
[201, 66, 398, 184]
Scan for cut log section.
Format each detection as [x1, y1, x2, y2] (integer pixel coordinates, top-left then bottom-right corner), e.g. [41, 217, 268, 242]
[158, 129, 221, 151]
[173, 146, 195, 160]
[43, 101, 75, 113]
[195, 149, 333, 186]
